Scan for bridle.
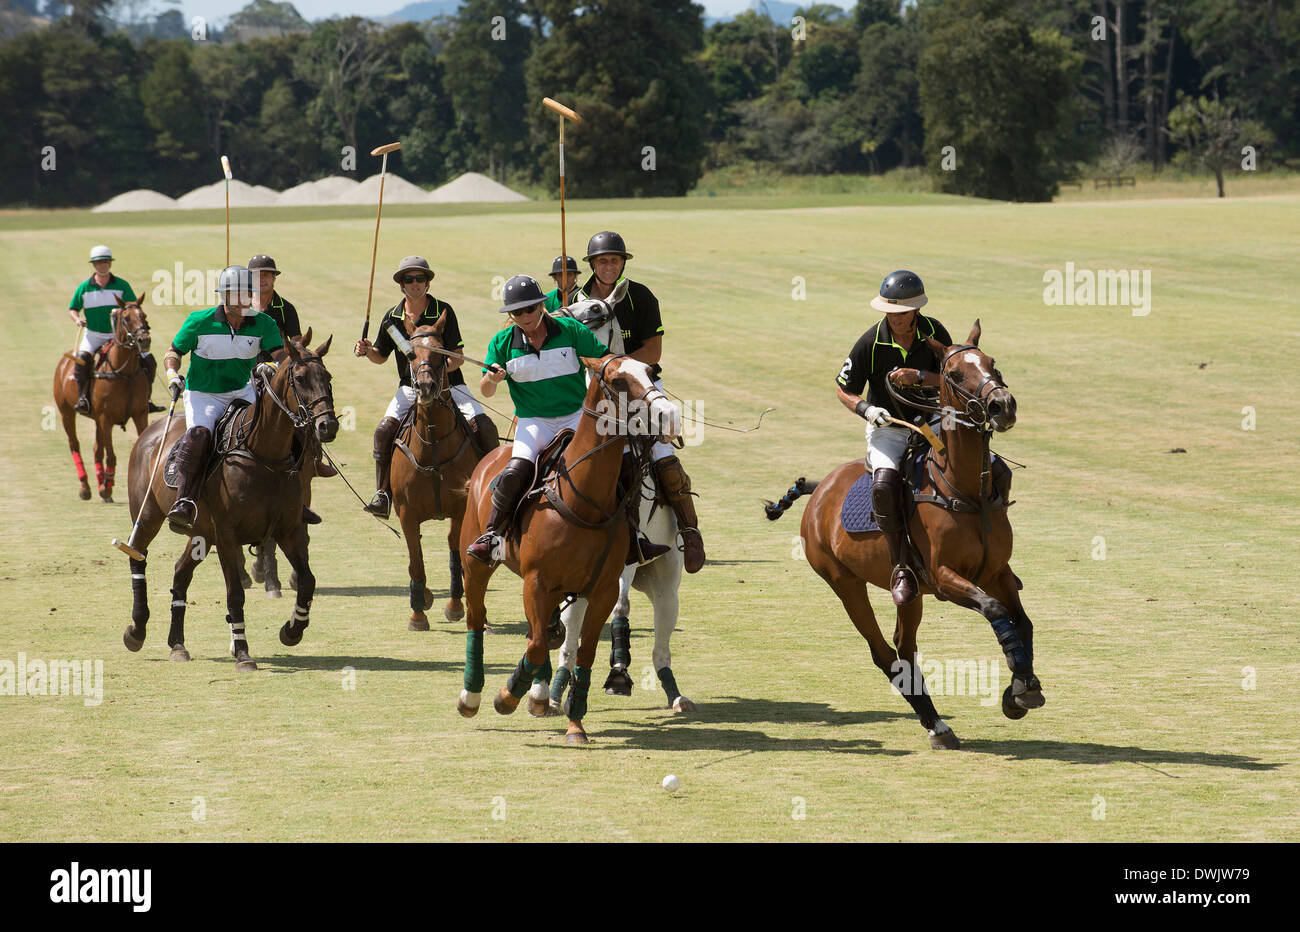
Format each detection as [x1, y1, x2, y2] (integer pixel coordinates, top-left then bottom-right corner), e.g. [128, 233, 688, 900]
[253, 352, 336, 445]
[938, 343, 1008, 430]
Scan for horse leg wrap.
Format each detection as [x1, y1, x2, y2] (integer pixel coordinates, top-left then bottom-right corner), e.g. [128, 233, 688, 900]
[564, 666, 592, 721]
[105, 468, 115, 493]
[507, 655, 547, 699]
[227, 614, 248, 649]
[448, 551, 464, 600]
[531, 656, 553, 686]
[550, 664, 572, 704]
[130, 559, 149, 626]
[409, 578, 425, 613]
[658, 666, 681, 706]
[609, 616, 631, 669]
[291, 601, 310, 630]
[94, 461, 105, 489]
[990, 616, 1031, 675]
[71, 451, 87, 481]
[464, 629, 485, 693]
[168, 587, 187, 644]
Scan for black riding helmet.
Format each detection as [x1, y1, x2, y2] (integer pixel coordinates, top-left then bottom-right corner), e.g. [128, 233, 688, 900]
[871, 269, 928, 314]
[583, 231, 632, 263]
[500, 274, 546, 313]
[551, 255, 579, 276]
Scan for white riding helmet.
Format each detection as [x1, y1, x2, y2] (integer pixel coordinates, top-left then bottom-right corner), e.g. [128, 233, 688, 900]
[215, 265, 257, 315]
[89, 244, 112, 263]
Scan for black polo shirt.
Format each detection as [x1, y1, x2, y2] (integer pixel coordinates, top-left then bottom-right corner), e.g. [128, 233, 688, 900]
[374, 297, 466, 388]
[578, 275, 664, 358]
[261, 292, 301, 341]
[836, 314, 952, 421]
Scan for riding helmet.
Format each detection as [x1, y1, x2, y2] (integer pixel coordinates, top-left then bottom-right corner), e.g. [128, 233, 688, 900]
[215, 266, 255, 306]
[870, 269, 929, 314]
[551, 255, 579, 276]
[583, 231, 632, 263]
[500, 274, 546, 314]
[89, 244, 112, 263]
[248, 254, 281, 276]
[392, 256, 434, 284]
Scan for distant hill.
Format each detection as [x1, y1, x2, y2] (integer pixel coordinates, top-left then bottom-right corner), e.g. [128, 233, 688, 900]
[380, 1, 461, 23]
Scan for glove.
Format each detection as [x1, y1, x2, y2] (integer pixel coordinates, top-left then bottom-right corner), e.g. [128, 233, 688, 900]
[255, 361, 278, 383]
[168, 371, 184, 401]
[855, 400, 890, 428]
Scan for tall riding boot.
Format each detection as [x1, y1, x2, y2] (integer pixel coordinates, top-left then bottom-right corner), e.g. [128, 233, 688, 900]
[307, 432, 337, 478]
[73, 352, 93, 413]
[653, 455, 706, 573]
[467, 457, 533, 564]
[468, 413, 499, 458]
[167, 427, 213, 534]
[621, 451, 670, 565]
[141, 353, 165, 413]
[871, 467, 917, 605]
[364, 417, 401, 518]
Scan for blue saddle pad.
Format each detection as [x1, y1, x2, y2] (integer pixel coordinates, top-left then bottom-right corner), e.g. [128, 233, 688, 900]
[840, 446, 928, 533]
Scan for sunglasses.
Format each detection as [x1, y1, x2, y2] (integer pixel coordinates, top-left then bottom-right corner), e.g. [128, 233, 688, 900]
[402, 275, 429, 284]
[508, 306, 541, 319]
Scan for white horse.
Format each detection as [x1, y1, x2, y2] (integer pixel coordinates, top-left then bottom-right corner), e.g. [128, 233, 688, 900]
[548, 295, 694, 712]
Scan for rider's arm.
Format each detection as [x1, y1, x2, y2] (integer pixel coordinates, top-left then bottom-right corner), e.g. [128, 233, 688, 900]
[163, 345, 183, 376]
[836, 385, 865, 415]
[629, 334, 661, 366]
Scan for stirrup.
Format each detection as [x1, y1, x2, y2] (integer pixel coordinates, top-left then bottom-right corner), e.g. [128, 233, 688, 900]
[363, 490, 390, 519]
[75, 396, 91, 413]
[890, 563, 919, 605]
[629, 534, 671, 566]
[167, 498, 197, 533]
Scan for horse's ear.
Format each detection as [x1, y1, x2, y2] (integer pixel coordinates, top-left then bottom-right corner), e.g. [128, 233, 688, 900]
[135, 293, 145, 307]
[433, 313, 447, 335]
[314, 335, 332, 357]
[301, 326, 313, 348]
[926, 336, 947, 359]
[967, 319, 981, 347]
[114, 294, 124, 307]
[609, 277, 629, 305]
[283, 338, 303, 360]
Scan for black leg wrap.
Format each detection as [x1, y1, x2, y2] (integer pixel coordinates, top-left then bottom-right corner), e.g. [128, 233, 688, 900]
[609, 616, 631, 669]
[506, 655, 533, 699]
[658, 666, 681, 705]
[130, 558, 148, 626]
[990, 616, 1032, 675]
[409, 578, 425, 612]
[448, 550, 463, 600]
[564, 666, 591, 721]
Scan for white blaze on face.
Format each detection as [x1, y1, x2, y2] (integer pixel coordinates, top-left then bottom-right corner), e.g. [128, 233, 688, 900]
[620, 359, 682, 439]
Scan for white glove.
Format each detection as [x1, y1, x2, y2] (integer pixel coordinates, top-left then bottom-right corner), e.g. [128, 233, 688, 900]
[168, 371, 184, 401]
[254, 361, 278, 383]
[866, 406, 891, 429]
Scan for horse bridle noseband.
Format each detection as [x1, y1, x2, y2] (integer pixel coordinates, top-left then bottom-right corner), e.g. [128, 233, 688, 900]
[257, 354, 334, 432]
[939, 343, 1007, 429]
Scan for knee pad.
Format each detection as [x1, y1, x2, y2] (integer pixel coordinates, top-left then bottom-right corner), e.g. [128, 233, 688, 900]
[871, 468, 904, 531]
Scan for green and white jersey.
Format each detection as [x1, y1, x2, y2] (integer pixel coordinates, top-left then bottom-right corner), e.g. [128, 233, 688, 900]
[173, 306, 283, 394]
[69, 275, 137, 333]
[482, 314, 608, 418]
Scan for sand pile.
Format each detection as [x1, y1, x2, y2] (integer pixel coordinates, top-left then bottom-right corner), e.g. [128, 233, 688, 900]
[276, 176, 362, 206]
[91, 189, 178, 212]
[347, 173, 431, 204]
[174, 179, 282, 209]
[429, 172, 529, 203]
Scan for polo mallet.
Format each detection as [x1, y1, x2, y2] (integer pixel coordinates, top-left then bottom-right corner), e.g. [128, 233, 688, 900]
[111, 392, 180, 561]
[363, 142, 402, 342]
[221, 155, 232, 266]
[542, 98, 582, 292]
[63, 321, 85, 362]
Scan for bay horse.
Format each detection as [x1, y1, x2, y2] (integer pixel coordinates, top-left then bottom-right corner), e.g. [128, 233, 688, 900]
[391, 316, 486, 630]
[53, 296, 153, 502]
[551, 296, 693, 712]
[121, 331, 339, 669]
[767, 320, 1043, 749]
[456, 354, 681, 745]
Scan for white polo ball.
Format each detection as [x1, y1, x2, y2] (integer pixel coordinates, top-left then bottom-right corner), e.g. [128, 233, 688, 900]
[662, 774, 680, 792]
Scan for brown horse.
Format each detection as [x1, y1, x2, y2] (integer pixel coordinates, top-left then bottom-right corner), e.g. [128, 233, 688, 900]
[767, 320, 1043, 749]
[53, 296, 153, 502]
[391, 318, 487, 630]
[456, 354, 681, 745]
[121, 331, 339, 669]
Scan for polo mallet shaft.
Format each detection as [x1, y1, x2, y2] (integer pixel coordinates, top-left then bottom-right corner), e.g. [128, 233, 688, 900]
[542, 98, 582, 283]
[221, 155, 232, 266]
[111, 395, 179, 561]
[363, 142, 402, 342]
[63, 322, 85, 362]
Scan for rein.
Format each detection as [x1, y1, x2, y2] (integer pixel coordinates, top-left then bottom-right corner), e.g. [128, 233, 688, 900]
[227, 355, 332, 474]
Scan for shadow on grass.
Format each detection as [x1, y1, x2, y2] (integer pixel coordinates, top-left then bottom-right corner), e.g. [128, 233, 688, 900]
[312, 585, 417, 598]
[252, 653, 513, 675]
[667, 695, 913, 728]
[959, 739, 1281, 771]
[514, 725, 910, 756]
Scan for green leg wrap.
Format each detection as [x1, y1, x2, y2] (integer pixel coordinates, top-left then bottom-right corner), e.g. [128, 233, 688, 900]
[564, 665, 592, 721]
[531, 656, 553, 686]
[550, 665, 572, 704]
[508, 655, 547, 698]
[609, 616, 631, 669]
[464, 629, 485, 693]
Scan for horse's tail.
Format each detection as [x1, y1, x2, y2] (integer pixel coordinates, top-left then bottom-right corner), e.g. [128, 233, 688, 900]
[763, 477, 819, 520]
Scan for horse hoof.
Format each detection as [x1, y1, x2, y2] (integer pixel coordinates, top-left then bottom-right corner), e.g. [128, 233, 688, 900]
[443, 600, 464, 622]
[123, 626, 144, 652]
[235, 658, 258, 672]
[929, 729, 961, 750]
[457, 690, 481, 718]
[527, 683, 550, 717]
[671, 696, 696, 713]
[494, 687, 520, 715]
[264, 587, 281, 600]
[1015, 690, 1045, 710]
[279, 622, 303, 647]
[78, 487, 91, 501]
[548, 698, 563, 714]
[99, 491, 113, 503]
[408, 613, 430, 632]
[1001, 685, 1029, 720]
[603, 666, 633, 697]
[564, 724, 589, 747]
[423, 588, 435, 611]
[169, 645, 191, 662]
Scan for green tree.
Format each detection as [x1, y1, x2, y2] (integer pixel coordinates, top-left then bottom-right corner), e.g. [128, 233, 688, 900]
[294, 17, 391, 157]
[138, 39, 204, 191]
[1166, 94, 1273, 197]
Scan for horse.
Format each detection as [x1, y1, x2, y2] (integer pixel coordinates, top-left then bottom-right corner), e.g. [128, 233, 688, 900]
[765, 320, 1043, 749]
[53, 295, 154, 502]
[120, 331, 339, 670]
[390, 316, 485, 630]
[456, 353, 682, 745]
[550, 296, 693, 712]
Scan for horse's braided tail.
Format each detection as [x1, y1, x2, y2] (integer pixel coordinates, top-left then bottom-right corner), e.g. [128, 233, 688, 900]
[763, 477, 819, 520]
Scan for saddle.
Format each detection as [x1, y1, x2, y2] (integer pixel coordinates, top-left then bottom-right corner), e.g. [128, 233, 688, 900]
[162, 400, 252, 488]
[391, 400, 475, 475]
[487, 429, 575, 535]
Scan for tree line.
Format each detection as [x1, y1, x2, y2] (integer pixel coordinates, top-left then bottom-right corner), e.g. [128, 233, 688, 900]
[2, 0, 1295, 206]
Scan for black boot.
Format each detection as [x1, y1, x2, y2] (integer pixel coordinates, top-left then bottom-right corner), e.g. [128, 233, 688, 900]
[467, 457, 533, 564]
[167, 427, 212, 534]
[653, 455, 705, 573]
[621, 452, 670, 565]
[468, 413, 500, 458]
[871, 467, 917, 605]
[73, 352, 93, 414]
[141, 354, 165, 413]
[364, 417, 401, 518]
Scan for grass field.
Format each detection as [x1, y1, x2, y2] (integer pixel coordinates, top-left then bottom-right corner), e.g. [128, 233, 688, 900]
[1, 191, 1296, 842]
